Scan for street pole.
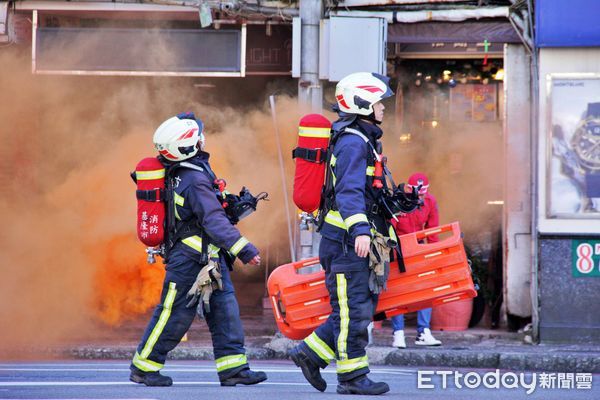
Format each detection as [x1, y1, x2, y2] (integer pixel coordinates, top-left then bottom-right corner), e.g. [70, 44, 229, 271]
[269, 95, 296, 263]
[297, 1, 324, 260]
[298, 0, 323, 112]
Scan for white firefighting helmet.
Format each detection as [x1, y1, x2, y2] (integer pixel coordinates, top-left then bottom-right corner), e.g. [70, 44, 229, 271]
[153, 116, 205, 162]
[334, 72, 394, 116]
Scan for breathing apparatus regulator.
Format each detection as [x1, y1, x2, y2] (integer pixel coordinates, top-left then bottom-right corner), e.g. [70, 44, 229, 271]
[372, 153, 422, 220]
[380, 183, 422, 221]
[214, 179, 269, 225]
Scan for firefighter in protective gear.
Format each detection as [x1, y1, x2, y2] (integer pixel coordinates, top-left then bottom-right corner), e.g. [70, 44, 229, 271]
[390, 172, 442, 348]
[130, 113, 267, 387]
[290, 72, 395, 396]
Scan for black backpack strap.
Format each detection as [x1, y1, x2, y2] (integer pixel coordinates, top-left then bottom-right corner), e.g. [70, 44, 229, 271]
[163, 164, 178, 261]
[316, 142, 336, 231]
[395, 242, 406, 273]
[136, 188, 166, 202]
[292, 147, 328, 163]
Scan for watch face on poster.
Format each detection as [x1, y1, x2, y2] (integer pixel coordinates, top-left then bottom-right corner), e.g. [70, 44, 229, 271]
[548, 76, 600, 218]
[571, 114, 600, 172]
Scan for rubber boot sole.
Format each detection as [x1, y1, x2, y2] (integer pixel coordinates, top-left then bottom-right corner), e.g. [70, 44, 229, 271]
[336, 383, 390, 395]
[129, 373, 173, 387]
[129, 374, 145, 384]
[220, 374, 267, 387]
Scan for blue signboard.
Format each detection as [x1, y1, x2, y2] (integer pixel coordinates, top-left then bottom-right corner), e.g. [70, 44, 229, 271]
[536, 0, 600, 47]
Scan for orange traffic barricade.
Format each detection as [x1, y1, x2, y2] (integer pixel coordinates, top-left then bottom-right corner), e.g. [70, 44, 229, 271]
[267, 221, 477, 340]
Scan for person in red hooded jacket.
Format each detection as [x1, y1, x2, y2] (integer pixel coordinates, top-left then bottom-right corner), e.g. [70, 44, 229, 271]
[389, 172, 442, 348]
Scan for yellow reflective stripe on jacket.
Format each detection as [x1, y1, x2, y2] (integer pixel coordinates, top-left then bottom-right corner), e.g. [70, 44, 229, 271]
[330, 154, 337, 167]
[298, 126, 331, 138]
[182, 235, 203, 252]
[132, 351, 164, 372]
[304, 332, 335, 363]
[336, 274, 350, 360]
[329, 155, 338, 185]
[325, 211, 368, 231]
[136, 169, 165, 180]
[388, 225, 398, 243]
[229, 237, 249, 256]
[174, 192, 184, 206]
[215, 354, 248, 372]
[344, 213, 368, 229]
[181, 235, 220, 257]
[140, 282, 177, 359]
[337, 355, 369, 374]
[324, 210, 346, 229]
[174, 192, 184, 220]
[366, 166, 375, 176]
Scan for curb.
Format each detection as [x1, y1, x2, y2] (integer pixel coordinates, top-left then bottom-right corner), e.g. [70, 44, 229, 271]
[383, 348, 600, 373]
[64, 343, 600, 373]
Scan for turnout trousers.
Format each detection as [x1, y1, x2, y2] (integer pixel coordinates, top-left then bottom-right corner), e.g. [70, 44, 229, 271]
[131, 252, 248, 380]
[297, 237, 378, 382]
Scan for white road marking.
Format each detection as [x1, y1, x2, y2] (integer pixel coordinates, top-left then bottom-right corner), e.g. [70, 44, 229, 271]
[0, 363, 416, 375]
[0, 381, 310, 387]
[0, 367, 413, 375]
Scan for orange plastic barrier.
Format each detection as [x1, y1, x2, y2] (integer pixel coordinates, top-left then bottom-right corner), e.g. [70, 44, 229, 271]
[267, 222, 477, 340]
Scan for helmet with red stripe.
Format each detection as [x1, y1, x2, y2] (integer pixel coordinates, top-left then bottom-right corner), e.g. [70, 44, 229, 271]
[153, 115, 205, 162]
[408, 172, 429, 195]
[334, 72, 394, 116]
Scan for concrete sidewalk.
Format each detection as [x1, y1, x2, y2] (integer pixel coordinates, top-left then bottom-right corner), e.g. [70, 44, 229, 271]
[50, 314, 600, 373]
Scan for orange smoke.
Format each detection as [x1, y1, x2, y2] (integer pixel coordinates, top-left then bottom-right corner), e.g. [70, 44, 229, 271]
[0, 47, 303, 352]
[91, 234, 164, 326]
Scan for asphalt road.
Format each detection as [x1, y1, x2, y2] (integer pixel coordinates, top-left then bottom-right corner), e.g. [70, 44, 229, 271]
[0, 360, 597, 399]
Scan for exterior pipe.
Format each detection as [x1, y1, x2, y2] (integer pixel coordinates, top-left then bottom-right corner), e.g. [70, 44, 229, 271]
[14, 1, 299, 16]
[331, 6, 509, 23]
[526, 0, 540, 344]
[337, 0, 473, 6]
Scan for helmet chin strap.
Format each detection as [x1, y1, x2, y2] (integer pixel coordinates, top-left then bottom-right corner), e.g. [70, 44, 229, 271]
[359, 113, 382, 125]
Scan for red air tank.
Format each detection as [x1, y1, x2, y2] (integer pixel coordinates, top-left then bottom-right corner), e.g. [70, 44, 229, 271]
[134, 157, 166, 247]
[292, 114, 332, 213]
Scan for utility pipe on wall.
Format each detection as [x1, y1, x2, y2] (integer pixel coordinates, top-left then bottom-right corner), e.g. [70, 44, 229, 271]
[331, 7, 509, 23]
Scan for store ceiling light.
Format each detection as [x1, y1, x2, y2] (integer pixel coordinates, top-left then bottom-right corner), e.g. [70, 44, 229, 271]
[493, 68, 505, 81]
[399, 133, 412, 143]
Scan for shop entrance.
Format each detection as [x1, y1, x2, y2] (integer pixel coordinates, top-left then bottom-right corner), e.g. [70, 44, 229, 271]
[386, 58, 505, 329]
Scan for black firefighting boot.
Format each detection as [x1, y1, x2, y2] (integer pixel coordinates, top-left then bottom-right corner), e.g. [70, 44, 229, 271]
[336, 374, 390, 395]
[129, 365, 173, 387]
[220, 368, 268, 386]
[289, 346, 327, 392]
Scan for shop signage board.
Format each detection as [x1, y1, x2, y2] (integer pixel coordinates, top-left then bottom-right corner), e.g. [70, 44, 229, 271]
[572, 239, 600, 277]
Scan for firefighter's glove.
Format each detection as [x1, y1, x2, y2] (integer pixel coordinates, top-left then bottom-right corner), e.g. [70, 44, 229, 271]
[368, 232, 392, 294]
[186, 259, 223, 319]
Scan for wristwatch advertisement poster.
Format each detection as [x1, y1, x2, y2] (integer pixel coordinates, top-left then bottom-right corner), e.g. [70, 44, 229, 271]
[548, 76, 600, 218]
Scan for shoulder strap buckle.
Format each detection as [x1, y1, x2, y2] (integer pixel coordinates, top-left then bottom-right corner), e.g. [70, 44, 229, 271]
[292, 147, 328, 164]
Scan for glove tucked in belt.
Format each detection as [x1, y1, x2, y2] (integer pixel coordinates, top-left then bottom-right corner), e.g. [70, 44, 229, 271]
[368, 231, 394, 294]
[186, 259, 223, 319]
